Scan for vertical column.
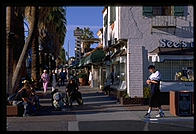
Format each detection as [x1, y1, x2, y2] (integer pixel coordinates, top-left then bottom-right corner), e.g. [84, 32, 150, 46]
[39, 51, 43, 76]
[127, 40, 144, 98]
[91, 65, 94, 88]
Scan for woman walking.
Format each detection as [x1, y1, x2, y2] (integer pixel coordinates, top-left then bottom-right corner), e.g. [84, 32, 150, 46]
[41, 70, 50, 93]
[88, 70, 93, 88]
[144, 65, 165, 118]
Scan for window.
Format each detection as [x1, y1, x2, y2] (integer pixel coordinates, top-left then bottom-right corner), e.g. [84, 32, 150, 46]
[104, 14, 108, 27]
[155, 60, 194, 81]
[149, 56, 152, 62]
[143, 6, 185, 17]
[110, 6, 116, 24]
[152, 6, 172, 16]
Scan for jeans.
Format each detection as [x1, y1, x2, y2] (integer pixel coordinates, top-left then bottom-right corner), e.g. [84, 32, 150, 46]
[60, 78, 65, 86]
[23, 102, 30, 116]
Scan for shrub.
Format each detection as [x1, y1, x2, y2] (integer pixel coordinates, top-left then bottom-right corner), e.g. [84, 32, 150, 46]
[143, 86, 151, 98]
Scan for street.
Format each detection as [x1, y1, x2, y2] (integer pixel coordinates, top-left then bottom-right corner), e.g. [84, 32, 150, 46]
[7, 86, 194, 131]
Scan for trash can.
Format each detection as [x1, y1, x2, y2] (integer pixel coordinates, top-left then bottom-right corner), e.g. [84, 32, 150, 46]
[170, 90, 193, 116]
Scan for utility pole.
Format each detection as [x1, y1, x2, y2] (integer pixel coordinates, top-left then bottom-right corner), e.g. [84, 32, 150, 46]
[68, 40, 70, 64]
[67, 40, 70, 80]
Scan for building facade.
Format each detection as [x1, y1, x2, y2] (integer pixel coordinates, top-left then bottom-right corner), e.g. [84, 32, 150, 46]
[74, 27, 83, 62]
[102, 6, 194, 98]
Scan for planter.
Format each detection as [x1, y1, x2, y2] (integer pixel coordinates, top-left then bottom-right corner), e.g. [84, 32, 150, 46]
[79, 78, 86, 86]
[7, 105, 24, 117]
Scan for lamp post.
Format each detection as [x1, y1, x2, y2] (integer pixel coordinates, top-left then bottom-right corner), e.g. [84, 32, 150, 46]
[39, 43, 43, 75]
[49, 53, 52, 74]
[51, 55, 55, 71]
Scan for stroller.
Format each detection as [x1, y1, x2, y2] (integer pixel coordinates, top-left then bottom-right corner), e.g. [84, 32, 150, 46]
[51, 89, 65, 110]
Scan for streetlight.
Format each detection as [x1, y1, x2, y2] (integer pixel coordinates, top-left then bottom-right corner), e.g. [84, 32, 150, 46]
[39, 42, 43, 75]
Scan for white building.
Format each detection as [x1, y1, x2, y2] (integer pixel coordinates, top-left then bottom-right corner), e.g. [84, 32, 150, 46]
[102, 6, 194, 98]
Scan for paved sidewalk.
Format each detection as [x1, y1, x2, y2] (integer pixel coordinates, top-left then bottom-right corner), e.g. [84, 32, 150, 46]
[7, 86, 194, 131]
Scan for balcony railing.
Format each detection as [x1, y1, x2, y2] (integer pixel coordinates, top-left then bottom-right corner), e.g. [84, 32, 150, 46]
[151, 16, 177, 28]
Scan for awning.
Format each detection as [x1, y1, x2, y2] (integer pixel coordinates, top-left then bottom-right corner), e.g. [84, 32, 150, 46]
[79, 57, 86, 67]
[79, 49, 105, 66]
[149, 47, 194, 62]
[149, 47, 194, 55]
[68, 61, 79, 69]
[110, 49, 121, 59]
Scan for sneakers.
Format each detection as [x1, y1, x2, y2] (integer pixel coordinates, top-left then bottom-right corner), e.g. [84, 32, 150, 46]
[23, 114, 30, 117]
[155, 112, 165, 118]
[144, 112, 151, 118]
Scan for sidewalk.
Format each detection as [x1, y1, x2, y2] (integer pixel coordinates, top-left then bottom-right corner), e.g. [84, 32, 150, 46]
[7, 86, 194, 131]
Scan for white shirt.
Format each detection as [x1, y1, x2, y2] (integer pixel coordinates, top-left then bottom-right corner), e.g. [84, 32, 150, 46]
[149, 71, 161, 81]
[89, 72, 93, 81]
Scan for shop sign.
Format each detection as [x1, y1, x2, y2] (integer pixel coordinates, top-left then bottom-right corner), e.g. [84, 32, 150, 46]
[159, 39, 194, 48]
[74, 28, 83, 36]
[159, 81, 194, 92]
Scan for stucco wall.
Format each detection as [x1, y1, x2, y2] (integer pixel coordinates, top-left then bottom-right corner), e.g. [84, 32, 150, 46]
[119, 6, 194, 97]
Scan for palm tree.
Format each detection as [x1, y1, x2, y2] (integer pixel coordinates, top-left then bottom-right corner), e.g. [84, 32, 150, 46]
[11, 6, 67, 92]
[39, 7, 67, 67]
[25, 7, 66, 86]
[6, 7, 14, 94]
[12, 6, 39, 93]
[25, 7, 40, 87]
[81, 27, 94, 52]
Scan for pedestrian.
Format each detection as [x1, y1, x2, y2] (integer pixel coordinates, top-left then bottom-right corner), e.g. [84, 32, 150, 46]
[144, 65, 165, 118]
[50, 70, 57, 92]
[55, 68, 61, 87]
[110, 68, 115, 85]
[17, 80, 34, 117]
[60, 69, 65, 86]
[63, 69, 67, 84]
[41, 70, 50, 93]
[88, 70, 93, 88]
[66, 79, 83, 107]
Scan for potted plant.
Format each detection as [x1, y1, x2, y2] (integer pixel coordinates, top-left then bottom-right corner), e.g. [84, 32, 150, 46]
[78, 73, 88, 86]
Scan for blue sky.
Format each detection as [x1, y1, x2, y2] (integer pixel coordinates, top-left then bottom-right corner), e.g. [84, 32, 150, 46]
[64, 6, 104, 58]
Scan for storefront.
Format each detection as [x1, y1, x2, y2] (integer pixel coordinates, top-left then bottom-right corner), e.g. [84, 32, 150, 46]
[148, 42, 194, 93]
[102, 6, 193, 98]
[104, 39, 127, 91]
[79, 49, 105, 88]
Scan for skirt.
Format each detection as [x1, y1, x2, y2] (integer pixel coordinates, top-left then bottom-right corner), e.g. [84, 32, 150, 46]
[149, 83, 161, 107]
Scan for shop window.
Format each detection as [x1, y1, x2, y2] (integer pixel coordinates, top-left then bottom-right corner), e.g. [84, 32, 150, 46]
[149, 56, 152, 62]
[143, 6, 185, 17]
[155, 60, 194, 81]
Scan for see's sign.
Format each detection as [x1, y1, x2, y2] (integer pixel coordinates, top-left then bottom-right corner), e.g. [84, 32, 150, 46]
[159, 39, 194, 48]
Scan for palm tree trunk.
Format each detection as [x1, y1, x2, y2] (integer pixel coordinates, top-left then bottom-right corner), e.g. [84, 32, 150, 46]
[12, 6, 39, 93]
[6, 7, 14, 94]
[31, 9, 40, 87]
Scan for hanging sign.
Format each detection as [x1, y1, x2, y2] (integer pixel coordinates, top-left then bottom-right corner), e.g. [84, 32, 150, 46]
[159, 39, 194, 48]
